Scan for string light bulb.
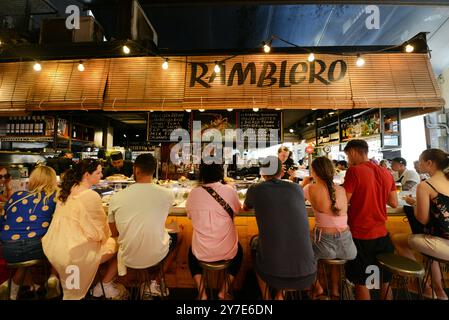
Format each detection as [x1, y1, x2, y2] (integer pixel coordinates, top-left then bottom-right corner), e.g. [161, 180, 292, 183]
[162, 58, 169, 70]
[263, 42, 271, 53]
[77, 62, 85, 72]
[122, 45, 130, 54]
[356, 54, 365, 67]
[308, 53, 315, 62]
[214, 61, 221, 73]
[33, 62, 42, 72]
[405, 44, 414, 53]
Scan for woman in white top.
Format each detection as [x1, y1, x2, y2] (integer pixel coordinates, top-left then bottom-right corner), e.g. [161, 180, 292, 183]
[42, 159, 126, 300]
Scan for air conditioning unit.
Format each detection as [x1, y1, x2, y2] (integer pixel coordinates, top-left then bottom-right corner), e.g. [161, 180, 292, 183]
[39, 16, 104, 44]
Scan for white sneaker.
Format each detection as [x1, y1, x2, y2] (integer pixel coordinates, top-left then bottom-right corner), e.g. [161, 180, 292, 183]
[149, 280, 169, 297]
[93, 281, 127, 300]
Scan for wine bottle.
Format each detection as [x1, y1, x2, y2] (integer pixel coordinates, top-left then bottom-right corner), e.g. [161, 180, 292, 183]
[6, 117, 11, 134]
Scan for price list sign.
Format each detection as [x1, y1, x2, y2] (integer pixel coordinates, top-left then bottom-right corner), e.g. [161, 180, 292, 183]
[148, 112, 191, 142]
[238, 111, 282, 144]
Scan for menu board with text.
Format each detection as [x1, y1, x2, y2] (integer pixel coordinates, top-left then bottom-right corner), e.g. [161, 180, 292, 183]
[148, 112, 191, 142]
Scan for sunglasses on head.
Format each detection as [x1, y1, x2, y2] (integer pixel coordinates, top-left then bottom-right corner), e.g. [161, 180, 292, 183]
[0, 174, 11, 179]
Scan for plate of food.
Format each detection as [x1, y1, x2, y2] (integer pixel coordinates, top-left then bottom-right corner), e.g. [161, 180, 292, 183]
[105, 174, 133, 183]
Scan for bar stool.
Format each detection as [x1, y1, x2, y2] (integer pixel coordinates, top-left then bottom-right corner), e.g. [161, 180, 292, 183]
[421, 254, 449, 300]
[377, 253, 425, 300]
[7, 259, 47, 300]
[128, 259, 168, 300]
[313, 259, 352, 300]
[198, 260, 233, 300]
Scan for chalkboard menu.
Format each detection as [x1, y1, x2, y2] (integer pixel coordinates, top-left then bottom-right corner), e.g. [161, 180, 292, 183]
[238, 111, 282, 143]
[148, 112, 191, 142]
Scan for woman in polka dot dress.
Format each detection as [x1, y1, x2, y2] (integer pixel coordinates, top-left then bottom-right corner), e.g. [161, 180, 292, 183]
[1, 165, 58, 298]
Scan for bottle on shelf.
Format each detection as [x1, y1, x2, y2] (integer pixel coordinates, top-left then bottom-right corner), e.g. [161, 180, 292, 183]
[6, 117, 11, 134]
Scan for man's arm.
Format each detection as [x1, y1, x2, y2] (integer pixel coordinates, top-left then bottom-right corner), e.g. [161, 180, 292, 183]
[387, 191, 398, 208]
[109, 222, 119, 237]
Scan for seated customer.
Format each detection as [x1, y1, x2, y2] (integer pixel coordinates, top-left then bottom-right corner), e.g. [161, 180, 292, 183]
[391, 157, 420, 191]
[186, 162, 243, 300]
[104, 152, 133, 178]
[244, 156, 316, 300]
[392, 149, 449, 300]
[0, 166, 59, 300]
[301, 157, 356, 299]
[42, 159, 125, 300]
[0, 166, 13, 202]
[108, 153, 176, 296]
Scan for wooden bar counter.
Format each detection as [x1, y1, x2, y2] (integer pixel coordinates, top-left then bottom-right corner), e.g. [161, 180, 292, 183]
[161, 205, 411, 289]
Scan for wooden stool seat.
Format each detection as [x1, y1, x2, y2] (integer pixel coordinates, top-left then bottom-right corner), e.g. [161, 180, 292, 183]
[314, 259, 352, 300]
[198, 260, 233, 300]
[377, 253, 424, 300]
[127, 259, 168, 300]
[377, 253, 425, 278]
[6, 259, 48, 300]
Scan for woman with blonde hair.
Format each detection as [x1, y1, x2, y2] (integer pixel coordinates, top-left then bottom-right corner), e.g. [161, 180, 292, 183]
[42, 159, 126, 300]
[0, 165, 59, 299]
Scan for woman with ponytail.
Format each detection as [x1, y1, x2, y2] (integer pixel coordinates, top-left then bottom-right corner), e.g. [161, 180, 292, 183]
[301, 156, 356, 299]
[392, 149, 449, 300]
[42, 159, 126, 300]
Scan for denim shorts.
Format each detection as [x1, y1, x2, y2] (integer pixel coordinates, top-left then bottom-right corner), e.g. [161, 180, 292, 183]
[312, 228, 357, 261]
[1, 238, 46, 264]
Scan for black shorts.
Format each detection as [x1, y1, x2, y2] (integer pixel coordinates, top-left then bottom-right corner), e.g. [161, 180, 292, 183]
[168, 232, 178, 252]
[345, 234, 394, 286]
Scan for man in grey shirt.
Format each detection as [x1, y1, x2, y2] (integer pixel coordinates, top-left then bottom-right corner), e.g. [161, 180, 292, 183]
[244, 156, 316, 299]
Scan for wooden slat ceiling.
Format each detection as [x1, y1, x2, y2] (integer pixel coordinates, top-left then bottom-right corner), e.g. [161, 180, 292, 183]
[0, 53, 444, 112]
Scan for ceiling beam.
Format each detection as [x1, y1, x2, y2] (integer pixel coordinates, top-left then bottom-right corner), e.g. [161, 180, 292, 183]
[137, 0, 449, 6]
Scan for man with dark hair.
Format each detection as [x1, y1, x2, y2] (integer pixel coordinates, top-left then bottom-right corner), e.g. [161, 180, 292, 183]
[108, 153, 177, 297]
[391, 157, 420, 191]
[343, 139, 398, 300]
[104, 152, 133, 178]
[244, 155, 316, 299]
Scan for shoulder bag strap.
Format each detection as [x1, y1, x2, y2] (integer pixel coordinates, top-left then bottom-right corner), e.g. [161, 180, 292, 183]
[202, 185, 234, 219]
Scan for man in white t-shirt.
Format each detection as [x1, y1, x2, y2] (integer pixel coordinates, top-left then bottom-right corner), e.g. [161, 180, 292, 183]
[108, 153, 176, 281]
[391, 157, 420, 191]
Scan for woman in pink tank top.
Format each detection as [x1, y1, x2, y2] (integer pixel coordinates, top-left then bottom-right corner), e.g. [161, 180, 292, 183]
[301, 157, 357, 299]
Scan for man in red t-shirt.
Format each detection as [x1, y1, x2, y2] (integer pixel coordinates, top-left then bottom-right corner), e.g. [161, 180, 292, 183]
[343, 140, 398, 300]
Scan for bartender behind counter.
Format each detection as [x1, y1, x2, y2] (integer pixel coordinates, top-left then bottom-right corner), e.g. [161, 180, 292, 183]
[278, 146, 297, 180]
[104, 152, 134, 178]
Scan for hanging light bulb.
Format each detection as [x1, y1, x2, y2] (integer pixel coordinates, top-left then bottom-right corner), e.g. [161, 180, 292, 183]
[33, 62, 42, 72]
[77, 62, 85, 72]
[199, 109, 205, 112]
[405, 44, 414, 53]
[356, 54, 365, 67]
[185, 109, 191, 113]
[263, 42, 271, 53]
[227, 108, 233, 112]
[308, 53, 315, 62]
[289, 128, 295, 133]
[275, 108, 281, 111]
[214, 61, 221, 73]
[162, 58, 169, 70]
[253, 108, 259, 112]
[122, 45, 130, 54]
